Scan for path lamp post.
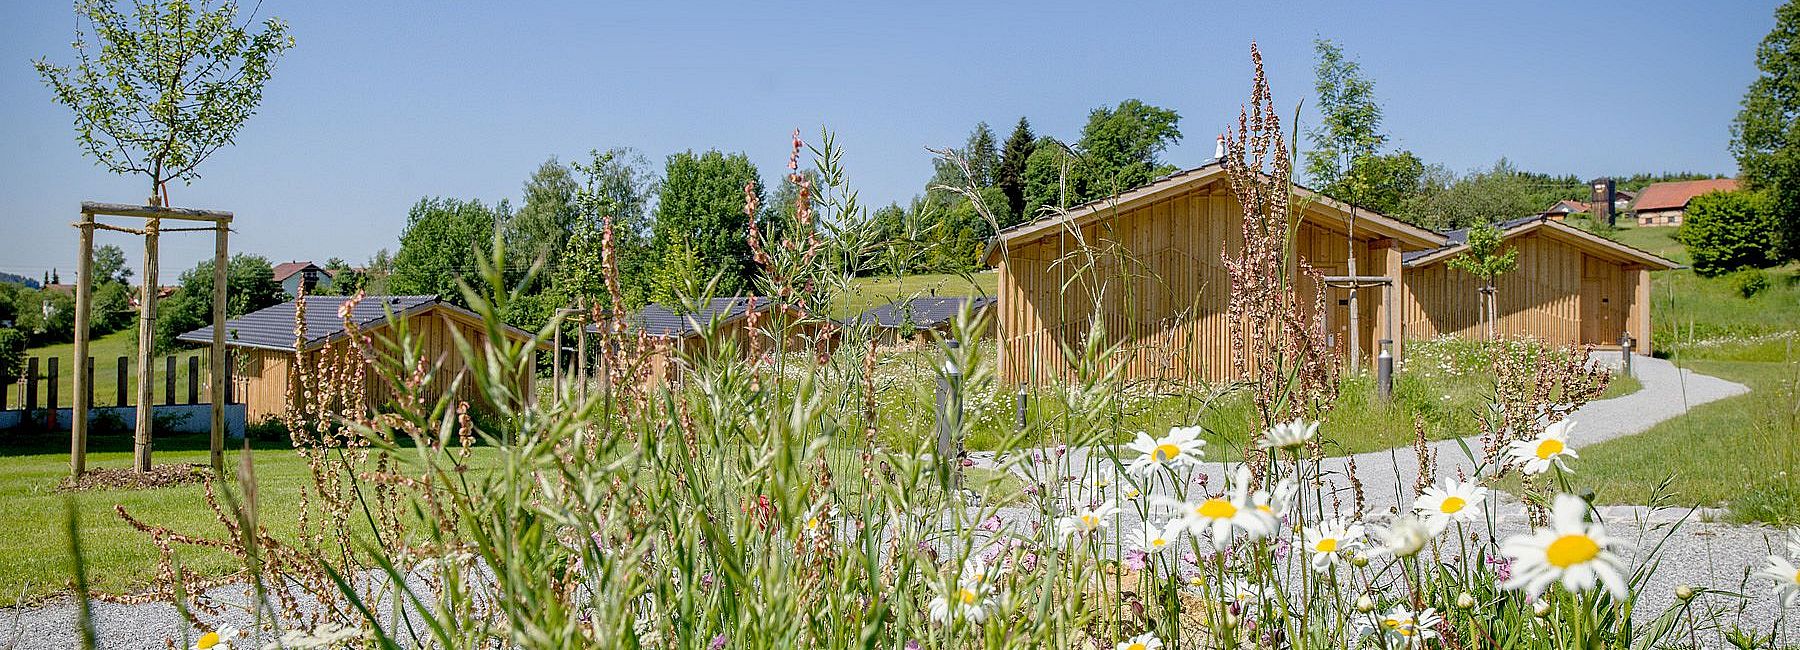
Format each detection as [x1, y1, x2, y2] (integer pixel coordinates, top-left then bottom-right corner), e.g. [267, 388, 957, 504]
[1377, 339, 1394, 402]
[1619, 331, 1634, 378]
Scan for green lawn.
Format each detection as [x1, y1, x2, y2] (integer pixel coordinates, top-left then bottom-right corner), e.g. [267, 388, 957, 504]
[5, 329, 212, 410]
[831, 271, 997, 318]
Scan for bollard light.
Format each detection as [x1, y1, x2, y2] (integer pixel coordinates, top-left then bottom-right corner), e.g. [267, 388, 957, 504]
[936, 339, 964, 490]
[1376, 339, 1394, 402]
[1619, 331, 1634, 377]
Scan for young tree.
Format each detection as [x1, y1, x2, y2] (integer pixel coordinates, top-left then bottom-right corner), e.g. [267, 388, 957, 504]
[996, 117, 1037, 222]
[389, 198, 504, 306]
[91, 244, 132, 285]
[35, 0, 294, 205]
[1675, 190, 1780, 277]
[1306, 39, 1385, 193]
[1446, 224, 1519, 341]
[653, 150, 763, 297]
[1732, 0, 1800, 261]
[555, 148, 659, 312]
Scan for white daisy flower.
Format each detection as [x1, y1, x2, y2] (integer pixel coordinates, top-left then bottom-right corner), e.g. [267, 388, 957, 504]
[1257, 419, 1319, 451]
[191, 626, 240, 650]
[1115, 632, 1164, 650]
[1501, 493, 1628, 599]
[1507, 419, 1579, 475]
[927, 581, 992, 626]
[1755, 529, 1800, 608]
[1163, 466, 1275, 550]
[1301, 518, 1365, 573]
[1125, 425, 1205, 476]
[1057, 501, 1119, 537]
[1217, 576, 1264, 604]
[1252, 477, 1297, 521]
[799, 502, 836, 539]
[1414, 477, 1489, 533]
[1372, 515, 1434, 558]
[1358, 605, 1441, 648]
[1130, 520, 1183, 555]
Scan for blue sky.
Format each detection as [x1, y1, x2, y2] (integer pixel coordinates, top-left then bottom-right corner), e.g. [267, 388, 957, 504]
[0, 0, 1777, 283]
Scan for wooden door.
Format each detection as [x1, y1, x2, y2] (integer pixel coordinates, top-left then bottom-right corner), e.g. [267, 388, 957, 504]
[1580, 256, 1624, 345]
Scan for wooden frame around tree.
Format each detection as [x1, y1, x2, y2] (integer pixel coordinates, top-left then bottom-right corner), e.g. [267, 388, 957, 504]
[71, 201, 232, 476]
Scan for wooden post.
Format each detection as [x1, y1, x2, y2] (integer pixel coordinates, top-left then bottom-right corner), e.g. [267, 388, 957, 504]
[47, 357, 59, 419]
[115, 356, 128, 407]
[576, 298, 588, 403]
[25, 358, 38, 411]
[188, 356, 199, 404]
[135, 218, 159, 472]
[552, 322, 564, 403]
[72, 212, 95, 476]
[210, 221, 228, 471]
[165, 356, 176, 405]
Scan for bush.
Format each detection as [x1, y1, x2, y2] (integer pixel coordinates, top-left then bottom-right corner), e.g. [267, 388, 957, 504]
[1675, 189, 1779, 277]
[0, 328, 23, 384]
[1729, 267, 1770, 298]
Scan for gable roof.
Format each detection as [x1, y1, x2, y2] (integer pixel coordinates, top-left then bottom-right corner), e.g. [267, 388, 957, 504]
[175, 295, 532, 352]
[1543, 199, 1591, 215]
[272, 261, 325, 282]
[585, 297, 778, 339]
[1402, 216, 1680, 270]
[985, 161, 1445, 265]
[1632, 179, 1739, 212]
[847, 296, 995, 330]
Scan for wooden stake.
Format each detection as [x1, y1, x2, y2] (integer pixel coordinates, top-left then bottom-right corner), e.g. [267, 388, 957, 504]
[71, 213, 94, 477]
[210, 222, 228, 471]
[134, 218, 159, 472]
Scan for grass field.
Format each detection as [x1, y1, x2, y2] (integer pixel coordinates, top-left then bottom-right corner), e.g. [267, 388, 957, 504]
[4, 329, 211, 410]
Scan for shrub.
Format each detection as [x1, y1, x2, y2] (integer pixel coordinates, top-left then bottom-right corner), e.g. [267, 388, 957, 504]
[1675, 189, 1779, 277]
[0, 328, 24, 384]
[1729, 267, 1770, 298]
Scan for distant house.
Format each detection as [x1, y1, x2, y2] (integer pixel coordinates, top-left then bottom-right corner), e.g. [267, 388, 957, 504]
[586, 297, 833, 383]
[845, 296, 995, 343]
[176, 295, 537, 422]
[1630, 179, 1739, 227]
[1539, 199, 1591, 221]
[272, 261, 334, 296]
[1400, 216, 1680, 354]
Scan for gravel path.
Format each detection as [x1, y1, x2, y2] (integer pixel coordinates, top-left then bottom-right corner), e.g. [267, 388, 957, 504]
[0, 354, 1781, 648]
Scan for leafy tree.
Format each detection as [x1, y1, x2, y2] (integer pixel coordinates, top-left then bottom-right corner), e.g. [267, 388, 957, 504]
[653, 150, 763, 297]
[91, 281, 134, 333]
[1732, 0, 1800, 261]
[1446, 224, 1519, 341]
[0, 290, 15, 326]
[91, 244, 132, 285]
[1675, 190, 1780, 277]
[555, 148, 659, 312]
[155, 254, 285, 350]
[1400, 159, 1544, 229]
[650, 234, 706, 307]
[996, 117, 1038, 223]
[1021, 138, 1075, 217]
[505, 158, 581, 275]
[361, 249, 395, 295]
[389, 198, 505, 306]
[1070, 99, 1182, 203]
[963, 122, 1000, 189]
[313, 257, 364, 296]
[34, 0, 294, 204]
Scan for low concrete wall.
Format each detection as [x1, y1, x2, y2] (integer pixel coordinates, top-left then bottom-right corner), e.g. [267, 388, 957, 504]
[0, 403, 246, 438]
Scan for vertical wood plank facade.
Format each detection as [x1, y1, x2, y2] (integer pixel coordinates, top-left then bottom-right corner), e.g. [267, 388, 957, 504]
[994, 176, 1418, 385]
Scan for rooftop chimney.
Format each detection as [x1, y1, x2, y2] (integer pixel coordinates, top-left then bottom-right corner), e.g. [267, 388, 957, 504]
[1214, 134, 1226, 160]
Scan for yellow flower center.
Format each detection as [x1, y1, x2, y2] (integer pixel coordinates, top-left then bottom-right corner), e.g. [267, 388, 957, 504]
[196, 632, 221, 650]
[1535, 438, 1565, 460]
[1792, 569, 1800, 585]
[1128, 644, 1148, 650]
[1316, 538, 1339, 553]
[1395, 626, 1417, 637]
[1197, 498, 1236, 519]
[1545, 534, 1600, 568]
[1382, 618, 1402, 629]
[1257, 504, 1273, 514]
[1151, 538, 1167, 548]
[1440, 496, 1467, 514]
[806, 517, 820, 529]
[958, 588, 978, 604]
[1080, 514, 1100, 528]
[1153, 443, 1181, 461]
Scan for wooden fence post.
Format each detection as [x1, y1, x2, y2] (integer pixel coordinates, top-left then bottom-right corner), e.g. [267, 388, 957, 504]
[72, 210, 94, 476]
[135, 218, 159, 472]
[188, 356, 199, 404]
[165, 356, 176, 406]
[115, 356, 128, 407]
[25, 357, 39, 411]
[46, 357, 59, 429]
[85, 357, 95, 409]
